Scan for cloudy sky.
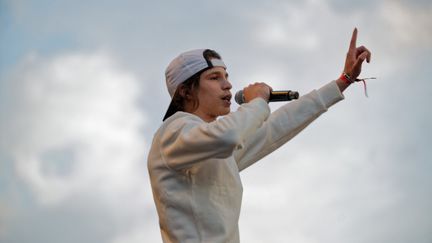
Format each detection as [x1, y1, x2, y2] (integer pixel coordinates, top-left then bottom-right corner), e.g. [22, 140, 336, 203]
[1, 0, 431, 242]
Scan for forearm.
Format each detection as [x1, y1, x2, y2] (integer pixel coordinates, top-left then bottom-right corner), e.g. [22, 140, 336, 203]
[235, 80, 344, 171]
[336, 77, 351, 93]
[161, 98, 270, 170]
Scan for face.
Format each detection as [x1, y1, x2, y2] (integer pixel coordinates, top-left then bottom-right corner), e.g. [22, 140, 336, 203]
[192, 66, 232, 122]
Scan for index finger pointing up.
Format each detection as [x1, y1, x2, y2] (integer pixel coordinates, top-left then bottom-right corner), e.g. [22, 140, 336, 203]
[349, 28, 358, 51]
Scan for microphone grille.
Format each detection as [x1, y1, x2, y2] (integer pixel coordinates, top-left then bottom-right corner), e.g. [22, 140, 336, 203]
[234, 90, 244, 105]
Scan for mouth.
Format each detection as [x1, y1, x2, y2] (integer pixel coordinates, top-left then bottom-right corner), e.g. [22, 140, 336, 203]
[221, 94, 232, 105]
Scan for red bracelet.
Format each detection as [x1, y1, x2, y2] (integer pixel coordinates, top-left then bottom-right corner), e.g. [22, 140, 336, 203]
[339, 72, 354, 84]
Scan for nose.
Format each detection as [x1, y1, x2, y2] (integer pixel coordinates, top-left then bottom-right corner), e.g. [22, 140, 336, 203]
[222, 79, 232, 90]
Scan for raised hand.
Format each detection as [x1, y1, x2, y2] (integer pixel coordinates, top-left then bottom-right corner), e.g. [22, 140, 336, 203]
[343, 28, 371, 80]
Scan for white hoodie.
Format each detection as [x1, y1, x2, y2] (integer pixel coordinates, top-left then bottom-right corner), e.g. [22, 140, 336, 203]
[148, 80, 344, 243]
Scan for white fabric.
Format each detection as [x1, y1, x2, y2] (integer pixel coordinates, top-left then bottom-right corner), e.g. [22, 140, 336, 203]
[148, 80, 344, 243]
[209, 58, 226, 68]
[165, 49, 226, 97]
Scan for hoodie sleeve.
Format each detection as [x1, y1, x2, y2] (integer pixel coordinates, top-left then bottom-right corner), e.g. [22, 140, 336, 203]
[234, 80, 345, 171]
[159, 98, 270, 170]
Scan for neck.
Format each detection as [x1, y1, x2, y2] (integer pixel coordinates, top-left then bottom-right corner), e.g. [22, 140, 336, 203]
[184, 103, 215, 122]
[191, 110, 216, 123]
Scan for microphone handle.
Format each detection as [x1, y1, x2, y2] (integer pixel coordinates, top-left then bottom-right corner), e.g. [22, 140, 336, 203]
[269, 90, 299, 102]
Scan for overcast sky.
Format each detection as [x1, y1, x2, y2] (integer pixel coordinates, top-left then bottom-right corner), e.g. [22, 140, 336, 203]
[1, 0, 431, 242]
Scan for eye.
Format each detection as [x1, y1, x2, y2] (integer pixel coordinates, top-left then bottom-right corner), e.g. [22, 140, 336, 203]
[209, 75, 219, 80]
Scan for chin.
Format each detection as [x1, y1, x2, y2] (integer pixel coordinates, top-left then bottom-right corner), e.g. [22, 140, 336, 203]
[220, 108, 231, 115]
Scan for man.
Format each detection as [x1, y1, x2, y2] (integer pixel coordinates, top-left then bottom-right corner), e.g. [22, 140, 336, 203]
[148, 28, 372, 243]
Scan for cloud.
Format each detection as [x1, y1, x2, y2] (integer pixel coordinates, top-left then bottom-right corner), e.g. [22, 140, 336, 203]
[248, 1, 327, 51]
[111, 222, 162, 243]
[0, 51, 162, 242]
[379, 0, 432, 48]
[1, 51, 149, 206]
[239, 125, 432, 243]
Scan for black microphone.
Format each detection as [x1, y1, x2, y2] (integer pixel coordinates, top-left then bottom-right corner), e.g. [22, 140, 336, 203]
[235, 90, 299, 105]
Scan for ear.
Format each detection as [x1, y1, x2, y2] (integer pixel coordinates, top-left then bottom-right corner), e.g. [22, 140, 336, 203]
[178, 86, 190, 99]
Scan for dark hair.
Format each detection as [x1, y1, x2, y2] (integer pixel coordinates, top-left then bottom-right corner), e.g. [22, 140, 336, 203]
[163, 49, 222, 121]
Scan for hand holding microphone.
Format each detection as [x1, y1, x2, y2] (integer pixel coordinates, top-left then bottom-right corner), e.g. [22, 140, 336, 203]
[240, 82, 272, 104]
[235, 82, 299, 105]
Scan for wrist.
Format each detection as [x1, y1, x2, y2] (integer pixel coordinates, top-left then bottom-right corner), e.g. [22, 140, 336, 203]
[339, 72, 355, 85]
[336, 77, 350, 93]
[337, 73, 375, 97]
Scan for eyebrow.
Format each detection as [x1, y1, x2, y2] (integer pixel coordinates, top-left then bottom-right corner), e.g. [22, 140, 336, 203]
[205, 70, 229, 78]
